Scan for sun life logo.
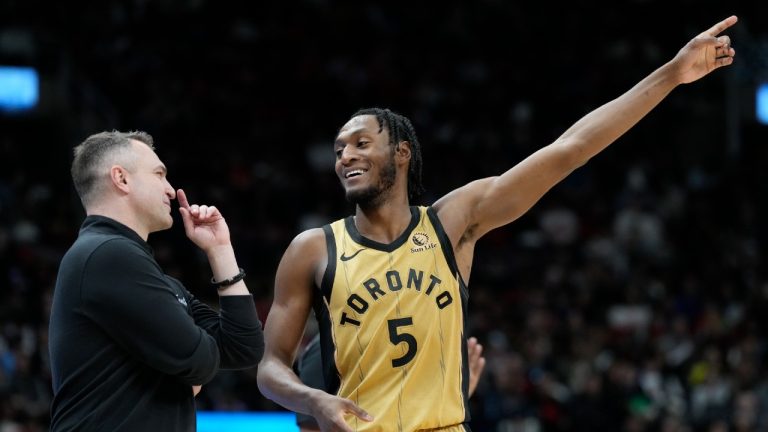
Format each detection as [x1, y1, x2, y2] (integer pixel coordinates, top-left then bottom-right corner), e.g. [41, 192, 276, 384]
[410, 232, 436, 253]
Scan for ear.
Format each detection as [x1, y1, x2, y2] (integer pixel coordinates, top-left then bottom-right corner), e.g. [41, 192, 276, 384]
[110, 165, 130, 194]
[395, 140, 412, 164]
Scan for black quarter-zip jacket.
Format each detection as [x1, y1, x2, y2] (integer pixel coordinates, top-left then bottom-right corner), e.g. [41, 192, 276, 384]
[49, 216, 264, 431]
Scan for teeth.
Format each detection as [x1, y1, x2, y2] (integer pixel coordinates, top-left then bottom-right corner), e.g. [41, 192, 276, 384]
[345, 169, 366, 178]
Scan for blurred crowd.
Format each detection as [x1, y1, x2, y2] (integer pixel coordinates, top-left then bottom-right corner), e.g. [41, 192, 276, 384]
[2, 1, 768, 431]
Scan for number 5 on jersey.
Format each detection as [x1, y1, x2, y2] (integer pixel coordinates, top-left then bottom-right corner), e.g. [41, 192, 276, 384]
[388, 317, 417, 367]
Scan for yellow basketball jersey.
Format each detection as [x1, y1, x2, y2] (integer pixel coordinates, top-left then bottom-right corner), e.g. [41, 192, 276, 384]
[314, 206, 470, 431]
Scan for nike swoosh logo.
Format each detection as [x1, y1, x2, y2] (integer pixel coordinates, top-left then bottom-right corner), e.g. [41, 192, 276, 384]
[340, 249, 366, 262]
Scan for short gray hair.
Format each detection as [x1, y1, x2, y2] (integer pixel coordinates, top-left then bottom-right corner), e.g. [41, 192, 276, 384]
[71, 130, 155, 208]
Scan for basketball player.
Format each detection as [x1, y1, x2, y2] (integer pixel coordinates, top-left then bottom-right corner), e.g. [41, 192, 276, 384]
[257, 16, 738, 431]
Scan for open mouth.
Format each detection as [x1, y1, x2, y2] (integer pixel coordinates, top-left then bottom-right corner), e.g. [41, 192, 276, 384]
[345, 169, 367, 179]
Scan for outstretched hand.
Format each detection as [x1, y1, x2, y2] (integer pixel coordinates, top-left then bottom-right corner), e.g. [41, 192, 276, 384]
[673, 15, 737, 84]
[177, 189, 231, 252]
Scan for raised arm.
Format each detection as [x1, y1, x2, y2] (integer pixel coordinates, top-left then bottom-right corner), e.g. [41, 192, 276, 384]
[177, 189, 263, 385]
[257, 229, 372, 432]
[435, 16, 737, 248]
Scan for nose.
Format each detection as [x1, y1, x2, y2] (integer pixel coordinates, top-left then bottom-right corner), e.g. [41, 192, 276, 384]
[165, 179, 176, 199]
[339, 145, 358, 165]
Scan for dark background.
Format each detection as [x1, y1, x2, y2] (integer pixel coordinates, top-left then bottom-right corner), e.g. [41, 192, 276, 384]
[2, 1, 768, 431]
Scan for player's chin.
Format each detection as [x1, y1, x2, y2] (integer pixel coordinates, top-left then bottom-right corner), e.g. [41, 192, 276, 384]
[344, 187, 366, 202]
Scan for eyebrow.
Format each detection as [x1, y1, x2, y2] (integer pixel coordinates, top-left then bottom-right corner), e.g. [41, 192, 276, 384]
[334, 126, 369, 146]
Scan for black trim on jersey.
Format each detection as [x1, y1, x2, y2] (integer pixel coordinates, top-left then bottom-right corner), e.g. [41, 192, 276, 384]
[321, 225, 337, 303]
[428, 206, 473, 423]
[426, 206, 466, 288]
[315, 224, 341, 395]
[459, 275, 471, 424]
[343, 206, 420, 252]
[312, 294, 341, 396]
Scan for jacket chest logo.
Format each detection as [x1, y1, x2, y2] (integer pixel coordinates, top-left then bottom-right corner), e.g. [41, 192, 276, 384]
[175, 294, 188, 307]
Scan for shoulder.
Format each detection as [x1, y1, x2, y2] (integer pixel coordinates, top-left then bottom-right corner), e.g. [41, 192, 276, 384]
[76, 233, 162, 289]
[275, 228, 329, 294]
[280, 228, 328, 269]
[77, 237, 159, 303]
[431, 177, 496, 244]
[65, 231, 146, 269]
[87, 236, 150, 266]
[290, 227, 327, 250]
[432, 178, 494, 215]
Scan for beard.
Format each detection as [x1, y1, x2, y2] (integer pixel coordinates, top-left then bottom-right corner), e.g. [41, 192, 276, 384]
[346, 156, 397, 210]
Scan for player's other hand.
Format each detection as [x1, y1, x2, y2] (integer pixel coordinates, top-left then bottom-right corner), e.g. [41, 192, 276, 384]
[467, 336, 486, 397]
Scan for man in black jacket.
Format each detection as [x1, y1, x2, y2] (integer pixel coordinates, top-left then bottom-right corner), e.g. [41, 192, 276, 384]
[49, 130, 264, 431]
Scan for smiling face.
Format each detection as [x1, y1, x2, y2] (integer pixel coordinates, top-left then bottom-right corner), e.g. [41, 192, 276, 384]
[334, 115, 399, 209]
[126, 140, 176, 233]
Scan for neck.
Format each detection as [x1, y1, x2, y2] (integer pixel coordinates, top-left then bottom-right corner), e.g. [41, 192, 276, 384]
[87, 201, 149, 240]
[354, 195, 412, 244]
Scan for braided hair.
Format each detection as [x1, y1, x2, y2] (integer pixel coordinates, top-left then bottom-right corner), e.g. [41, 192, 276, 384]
[351, 108, 424, 201]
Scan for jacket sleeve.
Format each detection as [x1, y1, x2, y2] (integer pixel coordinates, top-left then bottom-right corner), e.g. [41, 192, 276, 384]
[80, 238, 220, 385]
[181, 285, 264, 370]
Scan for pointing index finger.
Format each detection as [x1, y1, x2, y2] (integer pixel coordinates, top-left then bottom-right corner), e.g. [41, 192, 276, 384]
[703, 15, 738, 37]
[177, 189, 190, 210]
